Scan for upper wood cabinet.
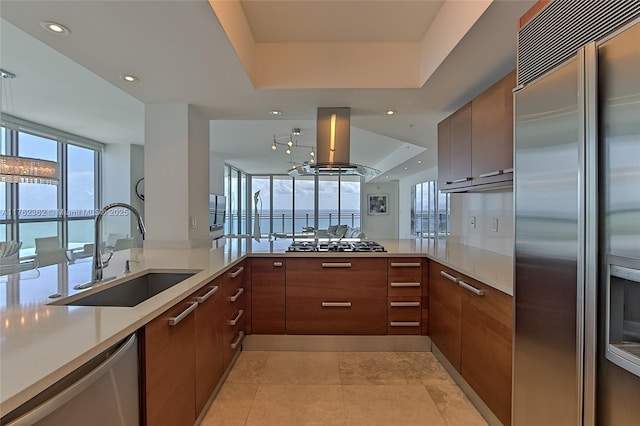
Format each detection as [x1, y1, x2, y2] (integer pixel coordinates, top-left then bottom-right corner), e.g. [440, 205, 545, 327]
[471, 70, 516, 187]
[438, 71, 515, 192]
[438, 103, 472, 191]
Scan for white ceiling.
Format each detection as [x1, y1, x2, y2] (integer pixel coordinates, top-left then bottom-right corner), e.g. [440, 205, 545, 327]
[0, 0, 535, 181]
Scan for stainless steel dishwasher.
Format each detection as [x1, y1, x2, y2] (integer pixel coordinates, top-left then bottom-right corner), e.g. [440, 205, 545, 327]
[2, 332, 140, 426]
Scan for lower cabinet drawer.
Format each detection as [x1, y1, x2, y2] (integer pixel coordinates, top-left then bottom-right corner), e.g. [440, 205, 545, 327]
[286, 296, 387, 335]
[223, 301, 246, 368]
[388, 297, 422, 335]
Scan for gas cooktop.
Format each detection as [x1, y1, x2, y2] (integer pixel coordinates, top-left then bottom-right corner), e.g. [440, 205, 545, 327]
[287, 241, 386, 252]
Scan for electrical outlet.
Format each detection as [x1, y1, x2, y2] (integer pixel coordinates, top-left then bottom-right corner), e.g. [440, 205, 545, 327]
[492, 218, 499, 232]
[470, 216, 476, 228]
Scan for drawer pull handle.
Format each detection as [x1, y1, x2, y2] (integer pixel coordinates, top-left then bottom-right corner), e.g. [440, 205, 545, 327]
[390, 282, 421, 287]
[196, 286, 219, 304]
[229, 266, 244, 278]
[450, 177, 472, 184]
[322, 302, 352, 308]
[459, 280, 485, 296]
[228, 309, 244, 326]
[478, 170, 501, 178]
[440, 271, 458, 283]
[168, 302, 198, 326]
[321, 262, 352, 268]
[390, 301, 421, 307]
[390, 262, 421, 268]
[230, 331, 245, 349]
[273, 262, 283, 267]
[502, 167, 514, 174]
[229, 287, 244, 302]
[390, 321, 420, 327]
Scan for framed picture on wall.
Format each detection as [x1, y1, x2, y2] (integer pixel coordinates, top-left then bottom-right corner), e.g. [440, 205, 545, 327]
[367, 194, 389, 215]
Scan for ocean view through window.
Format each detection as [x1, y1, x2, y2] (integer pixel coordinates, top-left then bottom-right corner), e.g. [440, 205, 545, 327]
[224, 165, 361, 238]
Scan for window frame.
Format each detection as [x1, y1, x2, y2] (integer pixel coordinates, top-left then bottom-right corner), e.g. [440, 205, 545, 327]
[1, 115, 103, 258]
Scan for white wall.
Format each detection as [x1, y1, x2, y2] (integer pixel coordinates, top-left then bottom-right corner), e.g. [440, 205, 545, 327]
[449, 190, 514, 256]
[102, 144, 133, 244]
[397, 166, 439, 239]
[144, 104, 211, 248]
[209, 150, 226, 240]
[360, 181, 399, 239]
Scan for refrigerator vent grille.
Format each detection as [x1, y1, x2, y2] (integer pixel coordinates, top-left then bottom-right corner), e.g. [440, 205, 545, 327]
[517, 0, 640, 86]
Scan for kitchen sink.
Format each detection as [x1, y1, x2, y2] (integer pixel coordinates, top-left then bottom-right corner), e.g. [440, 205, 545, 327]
[60, 272, 197, 307]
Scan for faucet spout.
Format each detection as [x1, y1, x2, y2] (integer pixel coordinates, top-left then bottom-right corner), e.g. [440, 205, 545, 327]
[93, 202, 146, 283]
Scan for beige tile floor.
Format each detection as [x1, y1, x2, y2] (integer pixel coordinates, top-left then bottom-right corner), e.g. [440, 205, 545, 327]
[201, 351, 487, 426]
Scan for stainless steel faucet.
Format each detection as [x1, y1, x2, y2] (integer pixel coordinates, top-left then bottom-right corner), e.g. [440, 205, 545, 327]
[93, 202, 146, 282]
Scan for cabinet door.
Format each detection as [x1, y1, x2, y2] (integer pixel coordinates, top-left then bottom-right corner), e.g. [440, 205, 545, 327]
[472, 70, 516, 186]
[448, 102, 473, 188]
[428, 262, 462, 371]
[194, 277, 224, 416]
[437, 117, 452, 190]
[143, 299, 197, 426]
[252, 258, 286, 334]
[460, 278, 513, 426]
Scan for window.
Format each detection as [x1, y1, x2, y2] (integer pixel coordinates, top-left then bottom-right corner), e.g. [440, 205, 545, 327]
[1, 118, 102, 258]
[411, 180, 449, 238]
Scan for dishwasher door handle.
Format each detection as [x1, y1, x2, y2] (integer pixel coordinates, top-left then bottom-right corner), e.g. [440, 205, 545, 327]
[5, 333, 138, 426]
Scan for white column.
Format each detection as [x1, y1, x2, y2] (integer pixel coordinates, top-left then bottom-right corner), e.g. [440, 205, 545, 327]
[144, 104, 210, 248]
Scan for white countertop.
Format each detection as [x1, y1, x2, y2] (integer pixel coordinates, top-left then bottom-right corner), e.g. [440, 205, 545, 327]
[0, 238, 512, 415]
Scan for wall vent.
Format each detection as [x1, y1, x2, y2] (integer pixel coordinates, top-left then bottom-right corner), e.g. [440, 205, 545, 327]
[517, 0, 640, 86]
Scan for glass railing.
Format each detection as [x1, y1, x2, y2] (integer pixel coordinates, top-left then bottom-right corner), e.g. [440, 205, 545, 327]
[226, 212, 362, 237]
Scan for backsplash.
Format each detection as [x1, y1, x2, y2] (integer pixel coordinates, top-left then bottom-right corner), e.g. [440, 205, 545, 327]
[448, 190, 514, 257]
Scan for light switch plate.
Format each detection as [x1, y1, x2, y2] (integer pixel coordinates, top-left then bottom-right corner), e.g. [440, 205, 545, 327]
[492, 218, 499, 232]
[470, 216, 476, 228]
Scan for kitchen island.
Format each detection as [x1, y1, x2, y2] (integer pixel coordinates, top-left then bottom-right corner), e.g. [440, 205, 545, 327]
[0, 238, 512, 418]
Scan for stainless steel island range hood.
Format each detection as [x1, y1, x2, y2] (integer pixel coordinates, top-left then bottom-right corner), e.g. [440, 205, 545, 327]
[289, 107, 381, 180]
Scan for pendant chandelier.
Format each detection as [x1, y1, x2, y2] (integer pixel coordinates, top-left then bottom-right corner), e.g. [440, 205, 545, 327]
[1, 68, 60, 185]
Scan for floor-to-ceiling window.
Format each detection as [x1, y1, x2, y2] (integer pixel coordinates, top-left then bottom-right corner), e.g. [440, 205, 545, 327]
[294, 176, 316, 232]
[1, 117, 102, 258]
[411, 180, 449, 238]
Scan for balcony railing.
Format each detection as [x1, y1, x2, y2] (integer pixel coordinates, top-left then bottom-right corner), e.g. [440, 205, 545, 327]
[225, 211, 361, 237]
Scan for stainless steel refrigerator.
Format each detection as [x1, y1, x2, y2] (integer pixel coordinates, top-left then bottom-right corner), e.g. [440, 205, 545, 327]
[514, 12, 640, 426]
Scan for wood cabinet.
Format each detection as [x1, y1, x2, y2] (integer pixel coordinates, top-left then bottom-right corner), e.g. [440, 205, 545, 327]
[387, 258, 423, 335]
[194, 276, 224, 416]
[428, 260, 513, 426]
[460, 276, 513, 426]
[222, 262, 248, 369]
[438, 102, 472, 191]
[252, 258, 286, 334]
[142, 266, 248, 426]
[143, 295, 197, 426]
[286, 258, 387, 335]
[421, 259, 430, 336]
[438, 70, 515, 192]
[429, 263, 462, 371]
[471, 70, 516, 187]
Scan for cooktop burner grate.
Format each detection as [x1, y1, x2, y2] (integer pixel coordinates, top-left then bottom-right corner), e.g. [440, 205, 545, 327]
[287, 241, 386, 252]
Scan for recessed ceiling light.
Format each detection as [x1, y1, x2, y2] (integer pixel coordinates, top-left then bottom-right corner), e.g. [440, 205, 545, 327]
[120, 74, 139, 83]
[404, 167, 408, 170]
[269, 110, 282, 116]
[417, 160, 422, 164]
[385, 110, 396, 116]
[386, 175, 389, 179]
[40, 21, 70, 35]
